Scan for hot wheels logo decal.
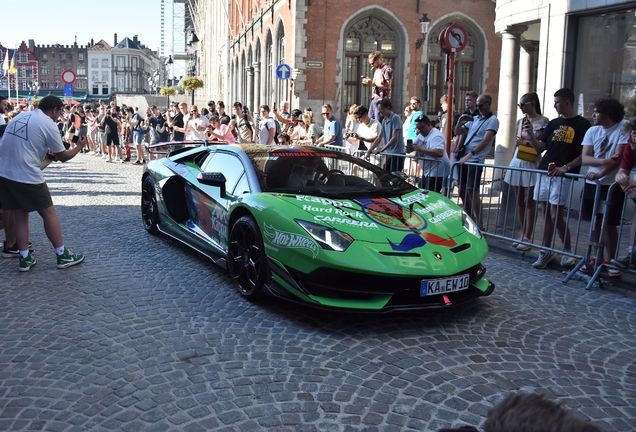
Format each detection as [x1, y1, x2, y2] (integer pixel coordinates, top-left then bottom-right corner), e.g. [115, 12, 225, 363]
[263, 223, 319, 258]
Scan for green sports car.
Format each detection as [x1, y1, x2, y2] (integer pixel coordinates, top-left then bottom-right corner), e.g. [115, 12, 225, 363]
[141, 143, 494, 311]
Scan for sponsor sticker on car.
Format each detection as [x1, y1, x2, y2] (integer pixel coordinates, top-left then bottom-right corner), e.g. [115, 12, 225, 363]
[421, 274, 470, 296]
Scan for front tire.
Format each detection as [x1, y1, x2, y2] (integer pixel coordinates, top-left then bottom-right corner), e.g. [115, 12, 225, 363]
[228, 216, 268, 299]
[141, 176, 160, 235]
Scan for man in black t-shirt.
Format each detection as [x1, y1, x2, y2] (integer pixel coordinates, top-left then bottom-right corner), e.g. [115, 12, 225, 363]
[526, 88, 591, 269]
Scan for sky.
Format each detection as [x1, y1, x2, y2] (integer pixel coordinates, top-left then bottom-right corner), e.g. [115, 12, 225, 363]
[0, 0, 171, 55]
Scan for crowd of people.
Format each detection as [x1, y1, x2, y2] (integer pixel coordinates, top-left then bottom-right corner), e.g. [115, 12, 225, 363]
[1, 46, 635, 279]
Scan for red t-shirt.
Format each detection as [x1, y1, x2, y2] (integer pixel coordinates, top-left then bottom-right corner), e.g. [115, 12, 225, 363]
[620, 144, 636, 171]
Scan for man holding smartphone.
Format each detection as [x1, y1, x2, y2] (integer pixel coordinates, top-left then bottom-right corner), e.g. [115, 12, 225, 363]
[0, 95, 86, 272]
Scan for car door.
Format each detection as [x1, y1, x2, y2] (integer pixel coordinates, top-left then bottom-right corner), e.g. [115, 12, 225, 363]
[185, 151, 247, 252]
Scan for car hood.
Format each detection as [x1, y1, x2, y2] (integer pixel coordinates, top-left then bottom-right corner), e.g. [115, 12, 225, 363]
[267, 190, 468, 245]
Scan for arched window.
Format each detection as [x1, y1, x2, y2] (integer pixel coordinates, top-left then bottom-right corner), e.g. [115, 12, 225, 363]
[426, 20, 481, 116]
[343, 16, 398, 110]
[265, 32, 273, 107]
[276, 30, 286, 104]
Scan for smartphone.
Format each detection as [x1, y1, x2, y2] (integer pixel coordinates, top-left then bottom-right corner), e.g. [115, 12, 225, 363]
[72, 135, 80, 143]
[273, 102, 277, 111]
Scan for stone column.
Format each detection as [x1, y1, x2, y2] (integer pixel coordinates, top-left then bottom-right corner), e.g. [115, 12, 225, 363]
[495, 25, 527, 169]
[246, 66, 254, 114]
[254, 63, 262, 112]
[519, 41, 539, 98]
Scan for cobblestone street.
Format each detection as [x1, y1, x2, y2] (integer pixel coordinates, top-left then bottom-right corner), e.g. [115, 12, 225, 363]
[1, 153, 635, 431]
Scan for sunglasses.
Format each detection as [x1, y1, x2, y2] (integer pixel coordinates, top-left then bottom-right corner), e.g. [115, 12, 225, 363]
[321, 112, 330, 116]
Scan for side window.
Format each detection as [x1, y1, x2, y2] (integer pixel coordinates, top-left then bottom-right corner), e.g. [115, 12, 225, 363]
[233, 173, 250, 196]
[202, 152, 246, 194]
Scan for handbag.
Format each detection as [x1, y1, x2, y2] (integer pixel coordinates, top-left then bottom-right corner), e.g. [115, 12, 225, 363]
[517, 143, 538, 163]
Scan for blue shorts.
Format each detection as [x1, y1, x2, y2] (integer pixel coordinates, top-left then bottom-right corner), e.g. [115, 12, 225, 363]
[132, 131, 145, 145]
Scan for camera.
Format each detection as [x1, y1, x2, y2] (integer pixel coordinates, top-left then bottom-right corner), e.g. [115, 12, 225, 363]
[405, 139, 414, 153]
[71, 135, 79, 144]
[345, 131, 355, 139]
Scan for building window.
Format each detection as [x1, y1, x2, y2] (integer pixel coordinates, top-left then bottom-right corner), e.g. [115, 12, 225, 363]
[276, 33, 286, 104]
[92, 59, 99, 68]
[102, 71, 109, 82]
[77, 65, 86, 75]
[79, 53, 84, 61]
[54, 65, 61, 75]
[43, 52, 48, 60]
[102, 86, 109, 95]
[573, 10, 636, 117]
[93, 86, 99, 95]
[41, 65, 49, 75]
[55, 79, 60, 89]
[19, 53, 27, 63]
[102, 58, 109, 68]
[41, 79, 50, 89]
[76, 79, 87, 90]
[60, 52, 66, 60]
[343, 16, 397, 110]
[26, 67, 33, 78]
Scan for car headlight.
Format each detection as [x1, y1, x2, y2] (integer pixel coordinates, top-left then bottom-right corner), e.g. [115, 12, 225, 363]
[296, 219, 354, 252]
[462, 211, 482, 239]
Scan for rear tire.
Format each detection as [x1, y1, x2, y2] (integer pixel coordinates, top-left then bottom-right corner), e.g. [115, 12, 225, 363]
[228, 216, 268, 299]
[141, 176, 160, 235]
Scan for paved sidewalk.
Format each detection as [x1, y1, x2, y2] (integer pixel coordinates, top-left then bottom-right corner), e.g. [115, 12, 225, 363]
[0, 154, 634, 431]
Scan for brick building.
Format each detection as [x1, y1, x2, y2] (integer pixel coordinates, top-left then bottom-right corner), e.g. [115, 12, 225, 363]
[0, 42, 39, 100]
[30, 40, 89, 100]
[210, 0, 500, 120]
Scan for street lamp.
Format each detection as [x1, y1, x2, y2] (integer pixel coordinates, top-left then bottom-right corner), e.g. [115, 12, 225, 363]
[415, 14, 431, 49]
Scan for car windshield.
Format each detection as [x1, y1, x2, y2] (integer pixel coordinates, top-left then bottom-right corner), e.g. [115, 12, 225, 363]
[247, 147, 416, 197]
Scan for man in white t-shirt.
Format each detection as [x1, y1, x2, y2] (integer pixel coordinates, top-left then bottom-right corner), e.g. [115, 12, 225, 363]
[350, 105, 380, 155]
[413, 115, 450, 192]
[580, 97, 628, 275]
[258, 104, 276, 145]
[0, 96, 86, 272]
[185, 105, 209, 141]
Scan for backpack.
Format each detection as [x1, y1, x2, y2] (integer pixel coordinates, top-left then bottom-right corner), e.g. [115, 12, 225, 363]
[273, 118, 281, 144]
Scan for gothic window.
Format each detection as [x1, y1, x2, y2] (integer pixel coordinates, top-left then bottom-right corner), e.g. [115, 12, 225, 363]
[343, 16, 397, 110]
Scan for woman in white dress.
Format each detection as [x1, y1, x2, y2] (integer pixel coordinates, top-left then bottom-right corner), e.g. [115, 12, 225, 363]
[504, 92, 549, 251]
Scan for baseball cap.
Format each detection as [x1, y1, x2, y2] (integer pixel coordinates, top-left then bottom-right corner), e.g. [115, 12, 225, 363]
[242, 106, 249, 112]
[207, 100, 215, 106]
[291, 109, 303, 117]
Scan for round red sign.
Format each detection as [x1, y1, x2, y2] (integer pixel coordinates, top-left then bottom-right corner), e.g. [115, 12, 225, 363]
[61, 69, 76, 84]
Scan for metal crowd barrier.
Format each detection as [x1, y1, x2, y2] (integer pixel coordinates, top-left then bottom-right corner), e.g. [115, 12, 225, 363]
[580, 181, 636, 289]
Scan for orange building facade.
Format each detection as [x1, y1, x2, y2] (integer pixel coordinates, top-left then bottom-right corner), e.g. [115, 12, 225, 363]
[226, 0, 501, 120]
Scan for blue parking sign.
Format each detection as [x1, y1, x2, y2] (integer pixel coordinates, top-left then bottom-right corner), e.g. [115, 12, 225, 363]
[64, 84, 73, 97]
[276, 63, 291, 80]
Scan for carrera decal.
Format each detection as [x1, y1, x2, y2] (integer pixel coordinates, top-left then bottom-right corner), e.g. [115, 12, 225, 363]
[314, 215, 379, 229]
[356, 198, 427, 231]
[388, 233, 427, 251]
[428, 209, 460, 224]
[263, 223, 319, 258]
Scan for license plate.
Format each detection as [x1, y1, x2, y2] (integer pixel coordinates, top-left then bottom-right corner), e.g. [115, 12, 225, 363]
[421, 274, 470, 296]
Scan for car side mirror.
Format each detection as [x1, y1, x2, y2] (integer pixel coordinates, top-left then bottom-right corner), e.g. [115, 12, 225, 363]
[197, 172, 227, 198]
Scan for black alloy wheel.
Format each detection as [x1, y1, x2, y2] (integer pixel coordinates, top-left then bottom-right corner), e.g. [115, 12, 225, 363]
[228, 216, 267, 299]
[141, 176, 160, 235]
